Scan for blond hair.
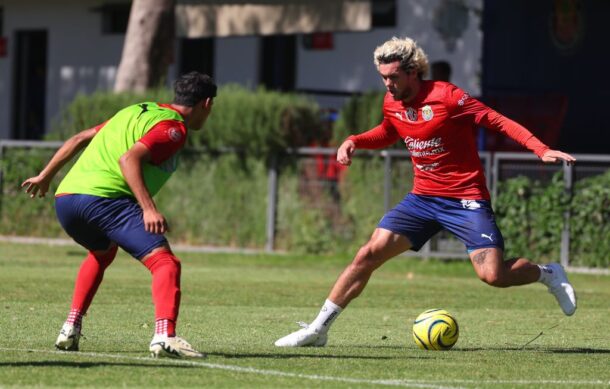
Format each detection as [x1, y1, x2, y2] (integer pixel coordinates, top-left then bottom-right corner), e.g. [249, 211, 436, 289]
[373, 37, 429, 78]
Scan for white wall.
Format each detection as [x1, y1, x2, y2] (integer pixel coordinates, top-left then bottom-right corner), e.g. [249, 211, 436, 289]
[214, 36, 259, 88]
[0, 0, 127, 138]
[297, 0, 482, 98]
[0, 0, 482, 138]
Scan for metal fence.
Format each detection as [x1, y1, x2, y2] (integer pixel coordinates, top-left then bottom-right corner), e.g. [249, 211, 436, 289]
[2, 140, 609, 267]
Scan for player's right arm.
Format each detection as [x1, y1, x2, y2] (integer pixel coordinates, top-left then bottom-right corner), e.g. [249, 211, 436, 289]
[337, 119, 400, 166]
[21, 126, 101, 198]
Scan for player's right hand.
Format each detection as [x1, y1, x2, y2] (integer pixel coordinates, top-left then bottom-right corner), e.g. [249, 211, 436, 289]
[21, 175, 50, 198]
[143, 208, 169, 235]
[337, 139, 356, 166]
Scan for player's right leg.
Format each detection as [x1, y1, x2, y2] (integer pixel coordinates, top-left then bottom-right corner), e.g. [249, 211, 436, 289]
[275, 228, 413, 347]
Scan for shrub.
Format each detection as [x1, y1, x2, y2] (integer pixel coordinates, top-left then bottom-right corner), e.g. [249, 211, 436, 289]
[332, 91, 385, 142]
[494, 173, 568, 262]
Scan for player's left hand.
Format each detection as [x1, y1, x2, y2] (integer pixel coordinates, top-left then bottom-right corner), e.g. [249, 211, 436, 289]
[21, 174, 51, 198]
[541, 149, 576, 165]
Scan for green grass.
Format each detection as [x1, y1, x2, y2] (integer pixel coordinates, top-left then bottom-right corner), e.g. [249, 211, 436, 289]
[0, 242, 609, 388]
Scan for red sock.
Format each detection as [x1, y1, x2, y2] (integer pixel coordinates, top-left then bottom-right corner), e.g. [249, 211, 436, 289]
[69, 246, 118, 320]
[142, 250, 181, 337]
[155, 318, 176, 337]
[66, 308, 83, 329]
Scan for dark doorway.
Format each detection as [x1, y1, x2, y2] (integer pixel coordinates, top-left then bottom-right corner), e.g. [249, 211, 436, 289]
[179, 38, 215, 77]
[260, 35, 296, 91]
[12, 30, 47, 139]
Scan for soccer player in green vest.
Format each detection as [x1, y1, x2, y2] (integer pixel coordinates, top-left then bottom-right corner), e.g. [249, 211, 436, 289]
[21, 72, 216, 358]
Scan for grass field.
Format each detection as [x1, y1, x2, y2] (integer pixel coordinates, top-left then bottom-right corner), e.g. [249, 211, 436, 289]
[0, 241, 609, 388]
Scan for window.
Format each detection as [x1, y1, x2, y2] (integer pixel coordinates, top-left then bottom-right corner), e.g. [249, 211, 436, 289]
[98, 3, 131, 35]
[372, 0, 396, 28]
[260, 35, 296, 92]
[179, 38, 215, 77]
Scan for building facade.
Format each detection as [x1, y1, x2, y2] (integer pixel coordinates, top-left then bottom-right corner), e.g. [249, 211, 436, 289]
[0, 0, 483, 140]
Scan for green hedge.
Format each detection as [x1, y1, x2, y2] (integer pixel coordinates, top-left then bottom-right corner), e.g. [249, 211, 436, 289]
[494, 173, 568, 262]
[49, 84, 321, 158]
[2, 89, 609, 267]
[569, 171, 610, 267]
[494, 171, 610, 268]
[332, 91, 385, 142]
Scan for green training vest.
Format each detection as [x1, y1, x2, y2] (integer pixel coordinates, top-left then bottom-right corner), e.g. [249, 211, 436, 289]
[56, 102, 184, 198]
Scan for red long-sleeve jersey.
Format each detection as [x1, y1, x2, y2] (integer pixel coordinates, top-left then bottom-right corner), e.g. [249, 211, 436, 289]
[348, 81, 549, 200]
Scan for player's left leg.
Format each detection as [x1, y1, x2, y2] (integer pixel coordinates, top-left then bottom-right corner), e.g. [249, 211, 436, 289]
[468, 248, 539, 286]
[468, 249, 576, 315]
[55, 195, 120, 351]
[438, 197, 576, 315]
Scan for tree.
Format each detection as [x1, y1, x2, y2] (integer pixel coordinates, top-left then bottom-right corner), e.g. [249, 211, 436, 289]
[114, 0, 176, 92]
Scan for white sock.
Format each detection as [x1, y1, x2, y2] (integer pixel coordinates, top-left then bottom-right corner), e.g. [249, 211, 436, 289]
[310, 299, 343, 334]
[537, 264, 552, 284]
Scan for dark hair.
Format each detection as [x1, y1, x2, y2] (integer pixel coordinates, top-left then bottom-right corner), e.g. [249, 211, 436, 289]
[173, 71, 217, 107]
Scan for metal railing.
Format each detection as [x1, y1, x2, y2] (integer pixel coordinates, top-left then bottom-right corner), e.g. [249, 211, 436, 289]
[2, 140, 609, 266]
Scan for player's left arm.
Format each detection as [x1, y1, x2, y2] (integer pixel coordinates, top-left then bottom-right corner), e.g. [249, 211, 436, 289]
[447, 86, 576, 165]
[539, 149, 576, 165]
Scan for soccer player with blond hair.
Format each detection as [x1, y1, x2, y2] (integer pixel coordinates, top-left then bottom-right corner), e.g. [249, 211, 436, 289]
[275, 37, 577, 347]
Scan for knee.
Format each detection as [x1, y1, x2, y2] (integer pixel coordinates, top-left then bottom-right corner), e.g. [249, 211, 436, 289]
[143, 250, 181, 276]
[477, 269, 508, 288]
[90, 245, 118, 270]
[351, 244, 383, 272]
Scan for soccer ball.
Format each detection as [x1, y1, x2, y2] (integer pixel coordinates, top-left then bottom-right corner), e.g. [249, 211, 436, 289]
[412, 309, 459, 350]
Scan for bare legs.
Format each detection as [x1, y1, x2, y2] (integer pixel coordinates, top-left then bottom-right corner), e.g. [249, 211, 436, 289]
[328, 228, 412, 307]
[468, 248, 541, 287]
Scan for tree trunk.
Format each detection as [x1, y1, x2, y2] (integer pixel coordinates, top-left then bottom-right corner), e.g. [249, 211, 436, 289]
[114, 0, 176, 93]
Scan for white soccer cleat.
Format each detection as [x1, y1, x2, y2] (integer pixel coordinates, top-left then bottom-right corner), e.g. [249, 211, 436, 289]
[274, 322, 327, 347]
[541, 263, 577, 316]
[149, 335, 205, 358]
[55, 322, 81, 351]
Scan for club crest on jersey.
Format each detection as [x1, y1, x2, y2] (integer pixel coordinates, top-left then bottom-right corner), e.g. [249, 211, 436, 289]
[167, 128, 182, 142]
[406, 107, 418, 121]
[422, 105, 434, 121]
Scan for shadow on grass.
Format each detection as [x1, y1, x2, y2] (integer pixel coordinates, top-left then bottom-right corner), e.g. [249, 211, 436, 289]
[0, 361, 195, 368]
[457, 347, 610, 354]
[207, 351, 430, 360]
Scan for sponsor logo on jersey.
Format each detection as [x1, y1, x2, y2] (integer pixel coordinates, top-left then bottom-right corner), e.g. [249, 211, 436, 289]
[394, 108, 418, 122]
[404, 136, 445, 157]
[457, 93, 470, 106]
[422, 105, 434, 121]
[168, 128, 182, 142]
[415, 162, 440, 171]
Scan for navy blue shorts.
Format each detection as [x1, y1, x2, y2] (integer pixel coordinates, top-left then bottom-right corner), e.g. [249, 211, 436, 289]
[378, 193, 504, 253]
[55, 194, 168, 259]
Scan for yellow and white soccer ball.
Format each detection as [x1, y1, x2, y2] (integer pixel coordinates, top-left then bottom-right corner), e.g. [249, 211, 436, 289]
[412, 309, 459, 350]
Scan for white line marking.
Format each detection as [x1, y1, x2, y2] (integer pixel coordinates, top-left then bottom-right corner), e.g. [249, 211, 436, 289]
[1, 347, 608, 387]
[0, 347, 459, 389]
